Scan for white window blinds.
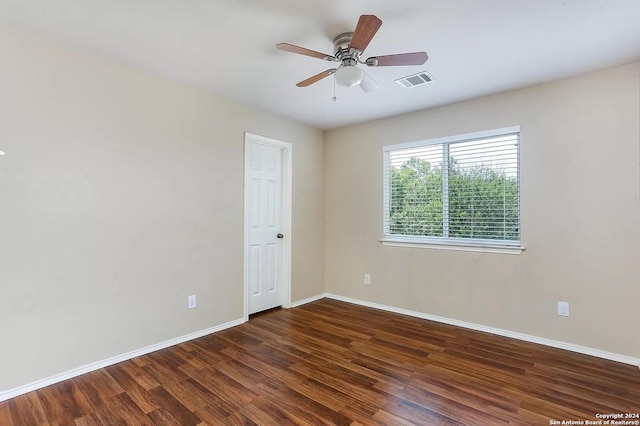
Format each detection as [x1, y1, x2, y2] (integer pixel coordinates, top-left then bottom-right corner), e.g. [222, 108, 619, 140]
[383, 127, 520, 246]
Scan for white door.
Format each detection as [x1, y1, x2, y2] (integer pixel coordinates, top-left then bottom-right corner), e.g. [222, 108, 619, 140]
[246, 141, 284, 314]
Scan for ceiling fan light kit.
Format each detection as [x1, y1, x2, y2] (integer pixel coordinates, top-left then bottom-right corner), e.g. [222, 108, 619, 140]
[276, 14, 428, 92]
[335, 63, 363, 87]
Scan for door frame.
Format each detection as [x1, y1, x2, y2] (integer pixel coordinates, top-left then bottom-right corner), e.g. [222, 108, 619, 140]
[243, 132, 292, 320]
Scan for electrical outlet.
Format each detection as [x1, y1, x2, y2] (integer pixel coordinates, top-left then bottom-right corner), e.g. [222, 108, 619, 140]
[364, 274, 371, 285]
[188, 295, 197, 309]
[557, 301, 569, 317]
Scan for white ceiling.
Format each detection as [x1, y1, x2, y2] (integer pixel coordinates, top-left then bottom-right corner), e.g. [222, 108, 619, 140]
[1, 0, 639, 129]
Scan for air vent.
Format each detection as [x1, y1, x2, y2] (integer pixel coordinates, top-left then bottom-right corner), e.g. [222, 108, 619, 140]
[395, 71, 434, 88]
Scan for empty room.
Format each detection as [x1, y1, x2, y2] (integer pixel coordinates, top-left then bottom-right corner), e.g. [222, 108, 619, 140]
[1, 1, 639, 425]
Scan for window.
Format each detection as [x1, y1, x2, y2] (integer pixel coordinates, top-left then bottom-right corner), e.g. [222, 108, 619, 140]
[383, 126, 520, 251]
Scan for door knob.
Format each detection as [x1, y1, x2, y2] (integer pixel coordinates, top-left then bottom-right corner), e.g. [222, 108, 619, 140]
[277, 233, 284, 239]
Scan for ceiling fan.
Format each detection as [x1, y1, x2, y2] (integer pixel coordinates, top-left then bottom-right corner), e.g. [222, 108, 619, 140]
[276, 14, 428, 92]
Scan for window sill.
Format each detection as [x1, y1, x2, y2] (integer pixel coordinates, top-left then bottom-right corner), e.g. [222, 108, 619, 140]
[379, 238, 525, 255]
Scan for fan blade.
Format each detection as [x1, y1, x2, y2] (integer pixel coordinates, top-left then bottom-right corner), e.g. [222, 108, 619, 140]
[367, 52, 428, 66]
[359, 70, 379, 93]
[350, 15, 382, 52]
[296, 69, 336, 87]
[276, 43, 335, 60]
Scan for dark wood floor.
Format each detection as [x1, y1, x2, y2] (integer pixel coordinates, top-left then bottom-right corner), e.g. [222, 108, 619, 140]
[1, 299, 639, 425]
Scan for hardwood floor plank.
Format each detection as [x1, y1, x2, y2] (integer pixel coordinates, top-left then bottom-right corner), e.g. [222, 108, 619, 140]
[191, 366, 258, 408]
[220, 345, 308, 386]
[240, 397, 316, 426]
[213, 359, 285, 395]
[288, 362, 405, 411]
[103, 363, 159, 413]
[223, 412, 259, 426]
[217, 328, 264, 348]
[388, 383, 512, 425]
[131, 354, 153, 368]
[350, 339, 430, 368]
[169, 345, 213, 371]
[405, 373, 520, 414]
[259, 386, 353, 426]
[146, 408, 183, 426]
[161, 378, 215, 413]
[8, 392, 47, 426]
[193, 403, 234, 424]
[82, 369, 124, 397]
[384, 398, 462, 425]
[36, 383, 84, 425]
[102, 393, 153, 425]
[373, 408, 422, 426]
[73, 412, 101, 425]
[0, 400, 16, 426]
[70, 376, 110, 415]
[261, 339, 332, 369]
[118, 361, 161, 390]
[240, 320, 293, 343]
[326, 351, 406, 391]
[349, 351, 415, 381]
[426, 351, 531, 389]
[147, 387, 201, 426]
[287, 379, 346, 412]
[143, 362, 190, 387]
[2, 298, 639, 425]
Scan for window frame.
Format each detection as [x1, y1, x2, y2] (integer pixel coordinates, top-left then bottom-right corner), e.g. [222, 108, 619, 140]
[381, 126, 524, 255]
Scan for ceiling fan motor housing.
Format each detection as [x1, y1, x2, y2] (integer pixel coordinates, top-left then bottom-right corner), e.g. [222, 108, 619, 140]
[332, 32, 365, 87]
[333, 32, 359, 60]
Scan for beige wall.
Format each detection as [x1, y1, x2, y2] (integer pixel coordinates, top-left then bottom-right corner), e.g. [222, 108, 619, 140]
[325, 63, 640, 359]
[0, 25, 324, 392]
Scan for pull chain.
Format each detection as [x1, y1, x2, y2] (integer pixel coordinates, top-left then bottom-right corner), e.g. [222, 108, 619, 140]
[332, 75, 337, 101]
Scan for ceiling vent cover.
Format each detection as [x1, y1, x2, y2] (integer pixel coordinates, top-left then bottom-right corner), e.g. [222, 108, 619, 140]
[395, 71, 434, 88]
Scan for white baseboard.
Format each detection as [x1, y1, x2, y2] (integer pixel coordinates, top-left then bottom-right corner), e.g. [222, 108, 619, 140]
[324, 293, 640, 367]
[0, 317, 246, 403]
[291, 293, 326, 308]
